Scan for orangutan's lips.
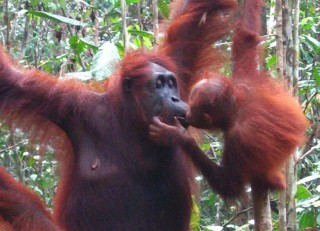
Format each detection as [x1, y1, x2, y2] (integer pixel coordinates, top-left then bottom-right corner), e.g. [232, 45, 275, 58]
[176, 116, 189, 128]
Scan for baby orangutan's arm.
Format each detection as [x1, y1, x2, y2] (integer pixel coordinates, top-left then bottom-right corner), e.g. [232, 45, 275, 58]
[149, 117, 245, 198]
[149, 117, 216, 175]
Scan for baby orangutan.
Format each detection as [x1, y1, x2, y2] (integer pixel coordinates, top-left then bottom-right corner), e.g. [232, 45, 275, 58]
[149, 0, 308, 199]
[149, 72, 308, 198]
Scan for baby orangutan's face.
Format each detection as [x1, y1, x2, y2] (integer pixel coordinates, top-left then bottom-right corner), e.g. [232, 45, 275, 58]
[185, 81, 214, 129]
[186, 77, 236, 130]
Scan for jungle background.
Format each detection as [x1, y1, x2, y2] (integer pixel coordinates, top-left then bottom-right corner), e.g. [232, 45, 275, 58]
[0, 0, 319, 230]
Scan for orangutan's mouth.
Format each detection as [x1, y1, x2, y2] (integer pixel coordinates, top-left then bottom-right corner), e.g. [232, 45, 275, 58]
[175, 116, 189, 128]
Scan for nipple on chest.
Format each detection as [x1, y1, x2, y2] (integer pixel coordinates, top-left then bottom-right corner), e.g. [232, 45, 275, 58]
[91, 157, 100, 171]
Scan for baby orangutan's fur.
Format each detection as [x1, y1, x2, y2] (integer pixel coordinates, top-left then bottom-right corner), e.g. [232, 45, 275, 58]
[149, 0, 308, 198]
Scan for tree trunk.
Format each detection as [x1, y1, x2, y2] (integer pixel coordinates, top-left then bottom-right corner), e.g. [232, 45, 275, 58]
[252, 183, 272, 231]
[121, 0, 129, 52]
[4, 0, 10, 52]
[19, 15, 30, 60]
[283, 2, 296, 230]
[138, 0, 145, 47]
[153, 0, 159, 43]
[251, 2, 273, 229]
[277, 0, 299, 230]
[287, 0, 300, 230]
[275, 1, 286, 229]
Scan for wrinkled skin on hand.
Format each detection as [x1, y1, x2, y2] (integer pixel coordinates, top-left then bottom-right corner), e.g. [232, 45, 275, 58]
[149, 117, 193, 147]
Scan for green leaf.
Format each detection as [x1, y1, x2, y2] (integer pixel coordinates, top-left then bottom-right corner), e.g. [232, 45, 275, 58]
[57, 0, 66, 9]
[128, 29, 154, 39]
[91, 42, 120, 81]
[297, 174, 320, 185]
[312, 66, 320, 86]
[300, 17, 314, 30]
[158, 0, 170, 19]
[48, 2, 57, 12]
[116, 43, 125, 58]
[42, 0, 49, 8]
[133, 37, 142, 48]
[113, 0, 121, 8]
[190, 196, 200, 230]
[30, 0, 40, 7]
[266, 55, 276, 68]
[126, 0, 141, 3]
[28, 10, 86, 27]
[296, 185, 312, 201]
[300, 17, 312, 26]
[143, 36, 152, 49]
[303, 35, 320, 54]
[79, 38, 99, 51]
[69, 36, 98, 55]
[69, 36, 82, 54]
[299, 211, 316, 230]
[200, 143, 211, 151]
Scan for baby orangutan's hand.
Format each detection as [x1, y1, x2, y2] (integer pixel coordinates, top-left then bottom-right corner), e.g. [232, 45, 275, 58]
[149, 117, 191, 147]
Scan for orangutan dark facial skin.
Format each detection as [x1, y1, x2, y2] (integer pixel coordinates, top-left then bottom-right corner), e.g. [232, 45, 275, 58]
[131, 63, 189, 124]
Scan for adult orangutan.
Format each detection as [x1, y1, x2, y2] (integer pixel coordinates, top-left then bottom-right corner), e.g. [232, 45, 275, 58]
[149, 0, 308, 199]
[0, 0, 236, 230]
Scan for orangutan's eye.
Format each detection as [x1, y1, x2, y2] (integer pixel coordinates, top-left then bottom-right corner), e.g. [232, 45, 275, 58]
[168, 78, 176, 88]
[156, 77, 164, 89]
